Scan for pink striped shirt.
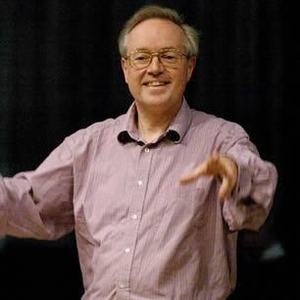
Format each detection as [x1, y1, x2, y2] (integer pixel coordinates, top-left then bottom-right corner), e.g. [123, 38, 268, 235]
[0, 99, 277, 299]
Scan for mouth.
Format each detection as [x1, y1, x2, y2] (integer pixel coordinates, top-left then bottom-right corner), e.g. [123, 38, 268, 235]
[143, 80, 171, 87]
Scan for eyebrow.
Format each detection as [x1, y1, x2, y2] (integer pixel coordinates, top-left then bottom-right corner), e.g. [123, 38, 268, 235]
[134, 47, 178, 52]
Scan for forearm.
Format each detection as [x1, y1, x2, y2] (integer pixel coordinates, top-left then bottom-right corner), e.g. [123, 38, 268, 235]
[0, 141, 75, 240]
[222, 151, 278, 231]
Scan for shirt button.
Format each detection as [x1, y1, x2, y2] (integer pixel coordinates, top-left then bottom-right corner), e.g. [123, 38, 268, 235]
[131, 214, 138, 220]
[144, 147, 150, 153]
[124, 248, 131, 253]
[119, 283, 126, 289]
[137, 180, 143, 186]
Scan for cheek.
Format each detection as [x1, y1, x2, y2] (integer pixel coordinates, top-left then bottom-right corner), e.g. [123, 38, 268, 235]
[126, 74, 143, 97]
[127, 71, 143, 86]
[174, 71, 189, 88]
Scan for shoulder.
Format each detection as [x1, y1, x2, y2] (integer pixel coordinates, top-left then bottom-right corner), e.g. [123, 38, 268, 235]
[190, 109, 247, 136]
[188, 109, 250, 146]
[63, 114, 126, 150]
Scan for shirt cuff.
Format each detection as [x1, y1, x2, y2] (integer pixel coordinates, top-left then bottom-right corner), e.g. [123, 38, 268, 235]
[222, 162, 252, 231]
[0, 176, 8, 237]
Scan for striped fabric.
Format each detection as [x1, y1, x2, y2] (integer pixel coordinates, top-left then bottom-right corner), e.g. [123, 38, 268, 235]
[0, 99, 277, 299]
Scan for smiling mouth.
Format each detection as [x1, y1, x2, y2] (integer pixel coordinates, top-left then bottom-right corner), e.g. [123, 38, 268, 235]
[143, 81, 170, 87]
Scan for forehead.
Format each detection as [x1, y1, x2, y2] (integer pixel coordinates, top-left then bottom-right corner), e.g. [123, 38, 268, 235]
[126, 18, 185, 52]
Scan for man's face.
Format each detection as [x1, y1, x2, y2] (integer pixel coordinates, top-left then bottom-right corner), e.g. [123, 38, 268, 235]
[121, 18, 196, 114]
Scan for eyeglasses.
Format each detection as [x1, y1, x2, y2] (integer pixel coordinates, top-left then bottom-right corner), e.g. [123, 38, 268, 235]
[124, 48, 188, 70]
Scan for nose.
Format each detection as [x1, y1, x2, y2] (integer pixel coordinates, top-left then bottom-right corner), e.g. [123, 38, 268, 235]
[147, 55, 164, 75]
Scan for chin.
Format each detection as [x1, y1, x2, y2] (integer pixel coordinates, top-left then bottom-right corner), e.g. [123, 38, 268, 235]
[143, 91, 170, 103]
[142, 96, 171, 107]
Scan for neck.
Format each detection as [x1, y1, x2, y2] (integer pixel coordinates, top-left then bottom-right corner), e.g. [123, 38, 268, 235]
[135, 101, 182, 143]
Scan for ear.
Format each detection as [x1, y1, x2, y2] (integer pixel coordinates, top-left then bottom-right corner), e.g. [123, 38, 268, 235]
[121, 58, 129, 84]
[186, 56, 197, 82]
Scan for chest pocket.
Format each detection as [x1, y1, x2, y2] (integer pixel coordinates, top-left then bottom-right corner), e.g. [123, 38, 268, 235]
[152, 176, 217, 232]
[176, 177, 216, 227]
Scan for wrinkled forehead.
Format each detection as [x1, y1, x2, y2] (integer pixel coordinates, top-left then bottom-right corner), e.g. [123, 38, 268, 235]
[125, 18, 186, 53]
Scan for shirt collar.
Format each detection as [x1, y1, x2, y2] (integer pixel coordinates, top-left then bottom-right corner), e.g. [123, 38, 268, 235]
[117, 98, 192, 145]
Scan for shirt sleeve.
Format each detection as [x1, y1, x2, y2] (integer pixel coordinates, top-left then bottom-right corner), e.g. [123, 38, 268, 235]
[219, 122, 278, 231]
[0, 139, 75, 240]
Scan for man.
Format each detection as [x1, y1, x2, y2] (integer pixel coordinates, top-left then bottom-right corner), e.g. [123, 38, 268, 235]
[0, 5, 277, 300]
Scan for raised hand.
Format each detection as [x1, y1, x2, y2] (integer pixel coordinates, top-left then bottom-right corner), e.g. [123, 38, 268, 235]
[179, 152, 238, 202]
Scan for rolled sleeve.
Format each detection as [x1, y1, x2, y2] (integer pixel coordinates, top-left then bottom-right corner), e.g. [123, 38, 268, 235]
[0, 176, 8, 237]
[0, 139, 75, 240]
[219, 123, 278, 231]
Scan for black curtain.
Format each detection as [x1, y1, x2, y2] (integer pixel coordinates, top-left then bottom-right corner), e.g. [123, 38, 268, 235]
[0, 0, 296, 299]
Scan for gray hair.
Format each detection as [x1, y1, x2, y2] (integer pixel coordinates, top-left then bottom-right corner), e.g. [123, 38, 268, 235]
[118, 5, 200, 57]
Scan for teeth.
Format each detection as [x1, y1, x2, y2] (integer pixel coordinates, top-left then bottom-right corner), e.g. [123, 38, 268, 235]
[146, 81, 166, 86]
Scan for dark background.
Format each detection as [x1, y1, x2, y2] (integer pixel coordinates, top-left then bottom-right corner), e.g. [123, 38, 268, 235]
[0, 0, 297, 299]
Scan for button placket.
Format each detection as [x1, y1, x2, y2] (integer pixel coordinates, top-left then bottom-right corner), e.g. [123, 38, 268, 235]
[124, 247, 131, 253]
[131, 214, 138, 220]
[118, 144, 153, 296]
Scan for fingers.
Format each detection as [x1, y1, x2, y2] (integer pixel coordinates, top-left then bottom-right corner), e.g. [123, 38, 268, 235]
[179, 154, 220, 184]
[218, 177, 230, 202]
[179, 163, 208, 184]
[179, 153, 238, 202]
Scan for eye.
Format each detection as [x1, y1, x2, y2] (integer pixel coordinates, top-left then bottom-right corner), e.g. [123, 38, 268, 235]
[160, 52, 178, 61]
[132, 53, 150, 61]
